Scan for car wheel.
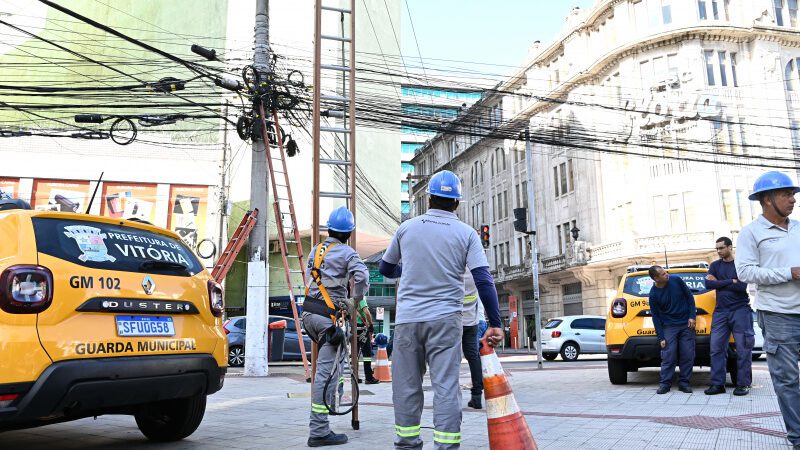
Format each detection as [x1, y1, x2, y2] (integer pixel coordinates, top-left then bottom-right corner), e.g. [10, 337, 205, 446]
[752, 353, 763, 361]
[135, 393, 207, 442]
[560, 342, 580, 361]
[228, 345, 245, 367]
[607, 359, 628, 385]
[542, 352, 558, 361]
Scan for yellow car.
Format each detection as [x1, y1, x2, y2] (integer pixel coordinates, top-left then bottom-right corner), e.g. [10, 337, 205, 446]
[0, 201, 227, 441]
[605, 264, 738, 385]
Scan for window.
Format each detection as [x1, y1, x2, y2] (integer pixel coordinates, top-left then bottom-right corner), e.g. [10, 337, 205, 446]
[559, 162, 568, 195]
[721, 189, 736, 228]
[553, 166, 560, 197]
[737, 190, 751, 229]
[401, 162, 414, 174]
[503, 191, 509, 219]
[684, 191, 697, 230]
[401, 201, 410, 215]
[669, 194, 685, 231]
[776, 0, 785, 26]
[662, 0, 672, 24]
[570, 318, 593, 330]
[791, 0, 799, 27]
[718, 51, 728, 86]
[556, 224, 563, 254]
[699, 0, 723, 20]
[521, 181, 529, 209]
[704, 50, 716, 86]
[786, 58, 800, 91]
[698, 0, 707, 20]
[567, 159, 574, 192]
[562, 283, 583, 316]
[401, 181, 409, 193]
[730, 52, 739, 87]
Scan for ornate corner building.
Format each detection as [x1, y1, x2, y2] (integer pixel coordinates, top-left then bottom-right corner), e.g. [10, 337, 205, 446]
[409, 0, 800, 347]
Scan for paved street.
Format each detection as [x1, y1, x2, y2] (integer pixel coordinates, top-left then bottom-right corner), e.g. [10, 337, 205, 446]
[1, 355, 794, 449]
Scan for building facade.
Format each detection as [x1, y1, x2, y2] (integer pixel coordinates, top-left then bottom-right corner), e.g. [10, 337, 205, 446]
[411, 0, 800, 347]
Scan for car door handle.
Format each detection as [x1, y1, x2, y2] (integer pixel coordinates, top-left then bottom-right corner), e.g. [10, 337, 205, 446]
[575, 333, 581, 335]
[601, 334, 605, 337]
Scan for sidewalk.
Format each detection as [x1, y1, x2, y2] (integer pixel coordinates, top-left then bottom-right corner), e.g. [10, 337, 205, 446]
[1, 360, 793, 449]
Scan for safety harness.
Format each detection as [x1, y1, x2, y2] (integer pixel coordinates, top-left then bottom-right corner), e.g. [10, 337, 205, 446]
[303, 242, 340, 323]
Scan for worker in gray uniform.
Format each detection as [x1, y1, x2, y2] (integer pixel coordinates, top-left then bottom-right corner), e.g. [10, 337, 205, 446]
[301, 206, 369, 448]
[379, 170, 504, 450]
[462, 268, 483, 409]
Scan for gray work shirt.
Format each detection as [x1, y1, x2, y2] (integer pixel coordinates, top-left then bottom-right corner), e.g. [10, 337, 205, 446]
[383, 209, 489, 324]
[305, 237, 369, 300]
[735, 215, 800, 314]
[462, 269, 479, 326]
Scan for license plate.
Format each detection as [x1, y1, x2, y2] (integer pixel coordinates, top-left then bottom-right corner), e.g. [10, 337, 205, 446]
[642, 317, 654, 329]
[116, 315, 175, 337]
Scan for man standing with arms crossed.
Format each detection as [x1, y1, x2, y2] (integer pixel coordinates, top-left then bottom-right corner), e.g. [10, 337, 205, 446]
[736, 171, 800, 449]
[379, 170, 503, 449]
[704, 236, 753, 396]
[648, 265, 697, 394]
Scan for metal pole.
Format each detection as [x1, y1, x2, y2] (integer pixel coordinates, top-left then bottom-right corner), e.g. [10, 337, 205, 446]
[245, 0, 270, 377]
[218, 103, 229, 262]
[312, 0, 322, 246]
[524, 128, 543, 370]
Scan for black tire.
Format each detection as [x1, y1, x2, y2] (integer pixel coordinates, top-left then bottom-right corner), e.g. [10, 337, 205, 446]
[560, 342, 580, 361]
[135, 394, 207, 442]
[608, 359, 628, 385]
[228, 345, 245, 367]
[542, 352, 558, 361]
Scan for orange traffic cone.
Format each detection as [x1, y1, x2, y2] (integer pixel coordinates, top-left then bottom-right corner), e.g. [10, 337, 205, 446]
[480, 338, 537, 450]
[374, 347, 392, 382]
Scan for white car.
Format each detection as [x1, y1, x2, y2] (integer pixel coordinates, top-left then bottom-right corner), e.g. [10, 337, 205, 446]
[752, 311, 765, 360]
[540, 315, 607, 361]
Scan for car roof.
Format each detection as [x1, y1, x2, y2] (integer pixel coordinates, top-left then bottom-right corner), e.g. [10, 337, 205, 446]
[2, 210, 184, 242]
[548, 315, 605, 320]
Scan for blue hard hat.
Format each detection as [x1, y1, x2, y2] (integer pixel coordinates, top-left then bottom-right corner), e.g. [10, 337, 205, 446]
[748, 171, 800, 201]
[426, 170, 462, 200]
[374, 333, 388, 347]
[327, 206, 355, 232]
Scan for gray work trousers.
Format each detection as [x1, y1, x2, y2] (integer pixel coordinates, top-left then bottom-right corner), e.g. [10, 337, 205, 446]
[758, 311, 800, 446]
[302, 312, 343, 438]
[392, 313, 463, 449]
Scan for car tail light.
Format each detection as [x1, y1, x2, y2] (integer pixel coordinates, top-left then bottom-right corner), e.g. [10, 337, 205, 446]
[207, 280, 224, 317]
[608, 346, 623, 355]
[611, 298, 627, 318]
[0, 265, 53, 314]
[551, 331, 561, 338]
[0, 393, 19, 408]
[223, 319, 231, 334]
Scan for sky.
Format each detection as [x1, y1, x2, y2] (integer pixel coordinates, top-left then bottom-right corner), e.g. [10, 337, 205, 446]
[400, 0, 596, 79]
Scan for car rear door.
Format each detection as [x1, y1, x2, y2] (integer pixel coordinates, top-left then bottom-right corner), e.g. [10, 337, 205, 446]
[31, 216, 222, 362]
[571, 318, 603, 352]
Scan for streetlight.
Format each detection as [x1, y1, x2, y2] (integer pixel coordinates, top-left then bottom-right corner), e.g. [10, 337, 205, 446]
[570, 225, 580, 241]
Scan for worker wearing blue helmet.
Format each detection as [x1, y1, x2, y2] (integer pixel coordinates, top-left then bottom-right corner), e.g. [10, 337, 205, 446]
[736, 171, 800, 448]
[302, 206, 369, 447]
[380, 170, 503, 449]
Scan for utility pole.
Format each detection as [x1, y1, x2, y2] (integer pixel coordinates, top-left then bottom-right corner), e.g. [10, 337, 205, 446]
[524, 127, 543, 370]
[218, 103, 230, 260]
[245, 0, 270, 377]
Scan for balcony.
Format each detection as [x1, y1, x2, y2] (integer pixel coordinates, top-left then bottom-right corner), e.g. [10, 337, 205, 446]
[587, 231, 733, 263]
[787, 91, 800, 111]
[541, 255, 567, 273]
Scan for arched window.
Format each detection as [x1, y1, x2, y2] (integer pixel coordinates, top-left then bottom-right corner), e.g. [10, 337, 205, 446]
[490, 155, 496, 176]
[786, 58, 800, 91]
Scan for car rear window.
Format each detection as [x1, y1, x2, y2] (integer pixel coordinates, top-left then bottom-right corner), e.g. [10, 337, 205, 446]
[623, 272, 710, 297]
[544, 319, 562, 329]
[32, 217, 203, 276]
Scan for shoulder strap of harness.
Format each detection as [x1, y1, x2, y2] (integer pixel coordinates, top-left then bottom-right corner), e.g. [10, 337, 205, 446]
[304, 242, 339, 322]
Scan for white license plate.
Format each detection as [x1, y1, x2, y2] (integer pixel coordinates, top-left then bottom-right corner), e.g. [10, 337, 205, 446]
[116, 315, 175, 337]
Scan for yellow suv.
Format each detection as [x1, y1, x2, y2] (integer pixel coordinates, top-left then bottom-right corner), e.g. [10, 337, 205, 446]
[0, 201, 227, 441]
[605, 264, 737, 385]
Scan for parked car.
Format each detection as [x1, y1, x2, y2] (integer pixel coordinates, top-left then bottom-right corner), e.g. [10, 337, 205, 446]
[224, 315, 312, 366]
[0, 203, 227, 441]
[752, 310, 765, 360]
[605, 263, 738, 385]
[540, 315, 607, 361]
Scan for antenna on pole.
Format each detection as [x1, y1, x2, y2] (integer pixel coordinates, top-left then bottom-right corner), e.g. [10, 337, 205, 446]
[85, 171, 104, 214]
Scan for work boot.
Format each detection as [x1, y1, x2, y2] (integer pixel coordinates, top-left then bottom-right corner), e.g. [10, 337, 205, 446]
[468, 394, 482, 409]
[733, 386, 750, 396]
[656, 385, 670, 395]
[307, 431, 348, 447]
[365, 377, 380, 385]
[704, 385, 726, 395]
[678, 385, 693, 394]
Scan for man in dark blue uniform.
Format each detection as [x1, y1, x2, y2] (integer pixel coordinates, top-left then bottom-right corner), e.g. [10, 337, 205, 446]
[704, 236, 753, 396]
[648, 265, 697, 394]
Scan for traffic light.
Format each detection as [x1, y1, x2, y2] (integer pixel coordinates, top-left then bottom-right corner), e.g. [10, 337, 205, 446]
[513, 208, 528, 233]
[480, 224, 490, 248]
